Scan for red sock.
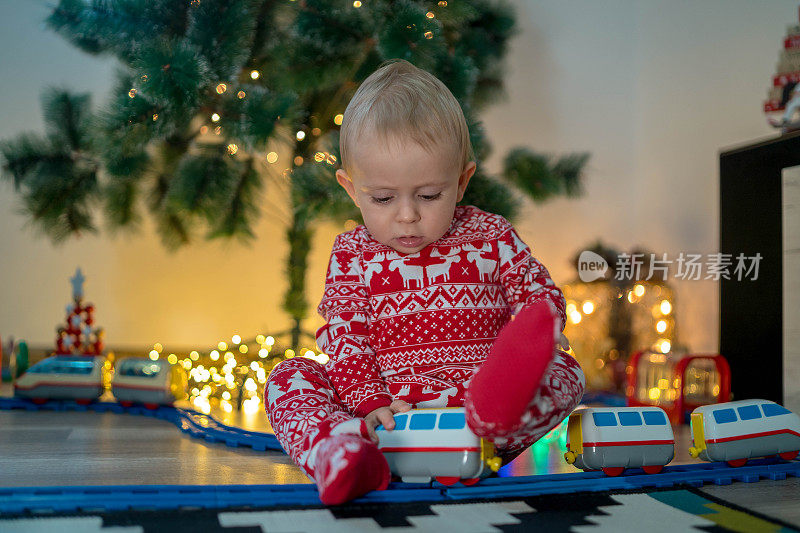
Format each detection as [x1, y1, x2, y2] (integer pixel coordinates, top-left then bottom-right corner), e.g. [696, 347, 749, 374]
[313, 434, 391, 506]
[466, 300, 556, 435]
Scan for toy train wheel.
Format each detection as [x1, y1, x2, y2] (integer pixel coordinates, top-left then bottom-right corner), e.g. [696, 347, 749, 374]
[435, 476, 460, 486]
[726, 458, 747, 467]
[642, 465, 663, 474]
[461, 478, 480, 486]
[144, 403, 159, 410]
[779, 451, 799, 461]
[31, 398, 47, 405]
[119, 401, 133, 407]
[602, 467, 625, 476]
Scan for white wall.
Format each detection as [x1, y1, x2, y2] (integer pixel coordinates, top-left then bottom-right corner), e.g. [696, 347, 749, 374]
[0, 1, 795, 353]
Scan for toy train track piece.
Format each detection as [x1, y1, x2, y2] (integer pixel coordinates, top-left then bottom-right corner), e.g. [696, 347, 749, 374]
[564, 406, 675, 476]
[688, 399, 800, 467]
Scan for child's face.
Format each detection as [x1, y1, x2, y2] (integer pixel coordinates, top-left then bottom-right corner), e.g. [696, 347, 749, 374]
[336, 134, 476, 254]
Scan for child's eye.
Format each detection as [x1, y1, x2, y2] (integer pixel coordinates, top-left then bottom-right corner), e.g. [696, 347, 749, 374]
[419, 193, 442, 201]
[371, 196, 393, 204]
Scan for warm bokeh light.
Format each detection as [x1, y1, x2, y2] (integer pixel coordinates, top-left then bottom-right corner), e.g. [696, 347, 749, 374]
[582, 301, 595, 314]
[660, 300, 672, 315]
[250, 70, 260, 79]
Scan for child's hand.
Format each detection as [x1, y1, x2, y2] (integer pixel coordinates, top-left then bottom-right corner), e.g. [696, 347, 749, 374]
[364, 400, 412, 444]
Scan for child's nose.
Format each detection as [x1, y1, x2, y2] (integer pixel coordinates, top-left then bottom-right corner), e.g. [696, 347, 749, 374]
[397, 199, 421, 223]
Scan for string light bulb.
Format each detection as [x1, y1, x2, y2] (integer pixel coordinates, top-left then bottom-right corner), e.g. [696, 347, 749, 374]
[250, 70, 260, 80]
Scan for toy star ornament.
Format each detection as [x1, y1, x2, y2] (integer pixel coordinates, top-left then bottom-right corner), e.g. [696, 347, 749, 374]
[70, 268, 85, 300]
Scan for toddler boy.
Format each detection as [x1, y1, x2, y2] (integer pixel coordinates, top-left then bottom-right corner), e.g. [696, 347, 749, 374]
[265, 59, 585, 505]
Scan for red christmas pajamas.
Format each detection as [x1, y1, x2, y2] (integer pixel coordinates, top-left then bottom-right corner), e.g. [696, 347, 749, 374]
[264, 206, 585, 483]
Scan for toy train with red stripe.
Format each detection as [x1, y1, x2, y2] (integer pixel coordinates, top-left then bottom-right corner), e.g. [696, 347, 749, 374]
[376, 407, 502, 485]
[13, 355, 106, 405]
[563, 406, 675, 476]
[688, 399, 800, 466]
[564, 401, 800, 476]
[13, 355, 186, 408]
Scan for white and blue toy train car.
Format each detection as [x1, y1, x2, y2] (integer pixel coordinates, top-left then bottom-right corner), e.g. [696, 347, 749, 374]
[376, 407, 502, 485]
[111, 357, 187, 408]
[689, 399, 800, 466]
[564, 406, 675, 476]
[14, 355, 105, 404]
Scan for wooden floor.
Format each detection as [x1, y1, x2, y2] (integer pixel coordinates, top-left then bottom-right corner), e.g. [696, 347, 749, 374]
[0, 409, 309, 487]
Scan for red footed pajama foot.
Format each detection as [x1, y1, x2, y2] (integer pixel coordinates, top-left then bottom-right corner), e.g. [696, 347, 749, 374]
[314, 434, 391, 506]
[466, 300, 556, 434]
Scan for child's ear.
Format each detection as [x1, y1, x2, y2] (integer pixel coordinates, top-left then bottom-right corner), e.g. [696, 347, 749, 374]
[336, 169, 360, 207]
[456, 161, 477, 202]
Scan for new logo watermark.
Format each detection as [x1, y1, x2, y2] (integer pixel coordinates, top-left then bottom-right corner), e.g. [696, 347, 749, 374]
[578, 251, 609, 282]
[578, 251, 762, 282]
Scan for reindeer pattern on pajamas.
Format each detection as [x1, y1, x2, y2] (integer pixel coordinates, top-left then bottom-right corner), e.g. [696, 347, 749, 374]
[265, 205, 585, 481]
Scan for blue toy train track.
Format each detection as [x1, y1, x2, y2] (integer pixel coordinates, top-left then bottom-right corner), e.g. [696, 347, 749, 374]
[0, 458, 797, 514]
[1, 397, 798, 514]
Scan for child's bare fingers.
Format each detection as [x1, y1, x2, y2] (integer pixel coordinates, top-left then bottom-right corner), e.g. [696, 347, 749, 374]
[390, 399, 412, 412]
[366, 426, 379, 444]
[379, 410, 396, 430]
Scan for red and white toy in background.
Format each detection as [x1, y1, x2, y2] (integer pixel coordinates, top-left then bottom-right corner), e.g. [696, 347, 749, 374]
[626, 350, 731, 424]
[54, 268, 105, 357]
[764, 6, 800, 131]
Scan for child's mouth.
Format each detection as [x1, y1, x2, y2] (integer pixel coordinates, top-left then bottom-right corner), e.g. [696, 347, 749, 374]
[396, 236, 424, 248]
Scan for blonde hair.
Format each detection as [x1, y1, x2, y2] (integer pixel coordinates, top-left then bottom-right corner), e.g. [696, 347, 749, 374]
[339, 59, 474, 175]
